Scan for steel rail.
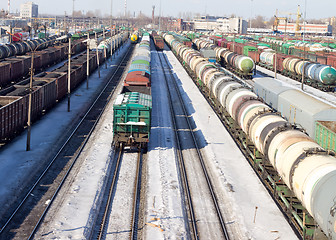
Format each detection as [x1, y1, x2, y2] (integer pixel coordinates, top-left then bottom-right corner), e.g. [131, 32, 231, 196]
[130, 149, 143, 240]
[158, 51, 230, 240]
[156, 51, 199, 240]
[0, 41, 133, 240]
[96, 144, 124, 240]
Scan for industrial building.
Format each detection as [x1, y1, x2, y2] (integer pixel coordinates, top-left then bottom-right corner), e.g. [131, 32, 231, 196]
[192, 16, 248, 34]
[277, 19, 332, 35]
[20, 2, 38, 18]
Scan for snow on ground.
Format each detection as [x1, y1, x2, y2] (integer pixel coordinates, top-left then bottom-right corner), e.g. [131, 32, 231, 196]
[256, 65, 336, 107]
[105, 151, 138, 239]
[33, 44, 132, 239]
[142, 50, 188, 239]
[0, 42, 130, 237]
[164, 50, 298, 240]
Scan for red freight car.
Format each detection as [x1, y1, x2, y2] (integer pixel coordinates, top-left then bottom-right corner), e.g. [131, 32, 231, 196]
[274, 53, 288, 72]
[153, 36, 164, 51]
[124, 71, 150, 87]
[0, 62, 11, 87]
[30, 50, 50, 69]
[16, 56, 32, 76]
[151, 31, 164, 51]
[40, 72, 68, 101]
[6, 57, 24, 81]
[0, 96, 26, 142]
[0, 85, 42, 123]
[327, 54, 336, 69]
[14, 78, 57, 111]
[54, 65, 77, 90]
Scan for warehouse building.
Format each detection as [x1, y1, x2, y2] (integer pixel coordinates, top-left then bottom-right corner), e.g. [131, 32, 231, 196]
[192, 16, 247, 34]
[20, 2, 38, 18]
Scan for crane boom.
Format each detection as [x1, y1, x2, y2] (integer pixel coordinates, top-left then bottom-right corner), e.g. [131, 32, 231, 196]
[295, 5, 302, 36]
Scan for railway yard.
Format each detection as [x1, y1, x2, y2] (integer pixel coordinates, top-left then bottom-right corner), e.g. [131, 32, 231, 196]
[0, 18, 336, 240]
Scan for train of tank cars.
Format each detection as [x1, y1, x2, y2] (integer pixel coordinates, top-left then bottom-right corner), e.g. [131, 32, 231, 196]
[190, 34, 336, 92]
[189, 36, 336, 154]
[0, 30, 128, 144]
[163, 32, 336, 240]
[112, 31, 164, 149]
[0, 29, 107, 87]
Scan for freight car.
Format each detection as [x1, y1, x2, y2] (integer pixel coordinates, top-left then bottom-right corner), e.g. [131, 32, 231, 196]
[151, 31, 164, 51]
[0, 35, 59, 59]
[113, 33, 152, 149]
[0, 32, 128, 143]
[253, 77, 336, 152]
[130, 31, 139, 44]
[257, 51, 336, 91]
[211, 34, 336, 91]
[0, 29, 105, 61]
[0, 38, 85, 88]
[193, 38, 255, 79]
[164, 32, 336, 240]
[0, 30, 112, 89]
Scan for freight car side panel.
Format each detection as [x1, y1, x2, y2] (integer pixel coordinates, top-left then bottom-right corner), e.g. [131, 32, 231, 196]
[328, 54, 336, 69]
[113, 92, 152, 145]
[6, 58, 24, 81]
[278, 89, 336, 137]
[315, 121, 336, 152]
[0, 96, 25, 142]
[0, 63, 11, 87]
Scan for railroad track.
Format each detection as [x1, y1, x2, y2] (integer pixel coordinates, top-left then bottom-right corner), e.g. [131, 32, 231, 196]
[93, 145, 144, 240]
[0, 43, 134, 240]
[157, 51, 230, 240]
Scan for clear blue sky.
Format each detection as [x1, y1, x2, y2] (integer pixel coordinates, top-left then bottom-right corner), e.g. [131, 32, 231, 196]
[1, 0, 335, 20]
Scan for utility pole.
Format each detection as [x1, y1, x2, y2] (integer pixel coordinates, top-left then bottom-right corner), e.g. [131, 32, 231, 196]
[72, 0, 75, 32]
[250, 0, 253, 29]
[68, 38, 71, 112]
[152, 5, 155, 25]
[124, 0, 127, 17]
[87, 33, 89, 89]
[301, 1, 307, 91]
[159, 0, 161, 31]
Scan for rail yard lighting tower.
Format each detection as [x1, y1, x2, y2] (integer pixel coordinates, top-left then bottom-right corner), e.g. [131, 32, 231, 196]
[250, 0, 253, 29]
[159, 0, 161, 31]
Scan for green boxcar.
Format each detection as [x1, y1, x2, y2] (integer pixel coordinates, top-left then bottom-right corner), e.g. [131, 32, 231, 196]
[38, 32, 48, 39]
[243, 46, 257, 56]
[113, 92, 152, 147]
[315, 121, 336, 152]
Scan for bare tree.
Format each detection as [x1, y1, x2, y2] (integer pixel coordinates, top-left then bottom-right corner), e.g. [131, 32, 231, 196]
[94, 9, 102, 18]
[32, 22, 39, 35]
[266, 16, 275, 28]
[251, 15, 266, 28]
[86, 11, 95, 17]
[73, 10, 82, 17]
[22, 25, 31, 34]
